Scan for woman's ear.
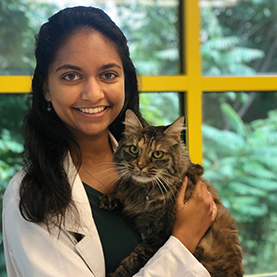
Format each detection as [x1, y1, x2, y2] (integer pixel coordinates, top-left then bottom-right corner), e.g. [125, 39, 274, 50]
[43, 81, 51, 102]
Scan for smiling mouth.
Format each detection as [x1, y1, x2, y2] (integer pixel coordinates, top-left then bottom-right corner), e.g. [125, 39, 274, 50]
[78, 107, 106, 114]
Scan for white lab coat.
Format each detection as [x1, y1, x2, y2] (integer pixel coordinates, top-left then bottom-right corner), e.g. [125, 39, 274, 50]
[3, 151, 210, 277]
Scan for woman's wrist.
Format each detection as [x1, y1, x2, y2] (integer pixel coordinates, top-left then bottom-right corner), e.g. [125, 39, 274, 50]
[172, 229, 200, 253]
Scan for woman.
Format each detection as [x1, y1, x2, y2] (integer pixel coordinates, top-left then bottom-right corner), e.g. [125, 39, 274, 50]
[3, 6, 217, 277]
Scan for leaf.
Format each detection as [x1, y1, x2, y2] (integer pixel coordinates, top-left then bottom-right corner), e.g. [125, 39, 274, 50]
[155, 48, 179, 61]
[0, 129, 24, 153]
[249, 131, 277, 146]
[202, 124, 245, 151]
[202, 36, 240, 51]
[221, 103, 247, 136]
[228, 47, 265, 63]
[229, 182, 267, 197]
[257, 155, 277, 169]
[232, 196, 268, 217]
[238, 176, 277, 192]
[242, 162, 277, 180]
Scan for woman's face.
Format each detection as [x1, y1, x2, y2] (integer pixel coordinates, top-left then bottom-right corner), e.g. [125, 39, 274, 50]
[44, 28, 125, 139]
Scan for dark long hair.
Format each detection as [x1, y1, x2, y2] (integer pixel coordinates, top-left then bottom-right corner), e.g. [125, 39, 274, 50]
[20, 6, 141, 228]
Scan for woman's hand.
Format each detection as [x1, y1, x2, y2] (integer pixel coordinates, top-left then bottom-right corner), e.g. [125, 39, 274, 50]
[172, 177, 217, 253]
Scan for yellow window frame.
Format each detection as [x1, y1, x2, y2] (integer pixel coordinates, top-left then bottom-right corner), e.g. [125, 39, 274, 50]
[1, 0, 277, 166]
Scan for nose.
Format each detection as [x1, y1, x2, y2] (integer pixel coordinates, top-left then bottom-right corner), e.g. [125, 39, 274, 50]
[138, 161, 146, 170]
[81, 77, 104, 102]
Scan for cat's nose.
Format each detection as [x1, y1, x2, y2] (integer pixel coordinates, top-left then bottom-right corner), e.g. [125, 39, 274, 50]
[137, 162, 146, 169]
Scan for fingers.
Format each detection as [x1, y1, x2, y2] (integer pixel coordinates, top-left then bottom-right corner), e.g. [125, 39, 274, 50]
[176, 176, 188, 207]
[212, 201, 218, 221]
[173, 178, 218, 252]
[192, 181, 207, 201]
[194, 181, 218, 221]
[203, 184, 218, 222]
[177, 178, 218, 223]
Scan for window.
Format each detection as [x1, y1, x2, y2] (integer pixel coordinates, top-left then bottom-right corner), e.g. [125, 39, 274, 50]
[200, 0, 277, 275]
[203, 91, 277, 274]
[1, 1, 277, 276]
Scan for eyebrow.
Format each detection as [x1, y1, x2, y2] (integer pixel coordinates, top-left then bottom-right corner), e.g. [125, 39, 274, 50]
[55, 64, 82, 72]
[99, 63, 122, 71]
[55, 63, 122, 73]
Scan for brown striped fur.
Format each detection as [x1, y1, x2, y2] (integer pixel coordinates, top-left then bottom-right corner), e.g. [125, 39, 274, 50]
[99, 110, 243, 277]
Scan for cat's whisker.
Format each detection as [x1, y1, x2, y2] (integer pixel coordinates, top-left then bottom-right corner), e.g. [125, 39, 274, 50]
[96, 162, 116, 166]
[95, 168, 119, 178]
[153, 176, 175, 205]
[87, 162, 116, 170]
[85, 166, 120, 181]
[161, 174, 180, 195]
[152, 179, 166, 199]
[161, 172, 183, 184]
[116, 166, 129, 176]
[157, 176, 177, 204]
[154, 177, 167, 194]
[104, 173, 121, 183]
[117, 169, 132, 183]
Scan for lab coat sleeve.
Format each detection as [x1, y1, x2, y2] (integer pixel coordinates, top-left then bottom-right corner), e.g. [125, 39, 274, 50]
[133, 236, 211, 277]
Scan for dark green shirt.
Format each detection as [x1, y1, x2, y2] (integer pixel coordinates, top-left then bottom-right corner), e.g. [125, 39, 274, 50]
[83, 183, 142, 274]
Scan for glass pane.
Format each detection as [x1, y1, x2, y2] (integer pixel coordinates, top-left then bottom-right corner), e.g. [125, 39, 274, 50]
[200, 0, 277, 76]
[0, 0, 180, 76]
[0, 94, 30, 275]
[202, 91, 277, 275]
[0, 94, 29, 186]
[139, 92, 181, 125]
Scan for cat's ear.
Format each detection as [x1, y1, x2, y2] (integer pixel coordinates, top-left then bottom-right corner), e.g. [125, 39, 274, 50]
[123, 109, 143, 132]
[164, 116, 186, 141]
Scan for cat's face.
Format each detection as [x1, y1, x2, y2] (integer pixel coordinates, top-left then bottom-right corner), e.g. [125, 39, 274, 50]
[118, 128, 179, 184]
[114, 110, 190, 196]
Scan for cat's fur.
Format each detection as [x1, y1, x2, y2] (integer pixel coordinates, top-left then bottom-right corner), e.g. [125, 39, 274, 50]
[100, 110, 243, 277]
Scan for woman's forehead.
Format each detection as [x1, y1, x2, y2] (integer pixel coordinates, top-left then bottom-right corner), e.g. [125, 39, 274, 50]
[49, 28, 123, 72]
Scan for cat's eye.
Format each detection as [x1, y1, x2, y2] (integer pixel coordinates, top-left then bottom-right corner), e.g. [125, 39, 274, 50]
[129, 145, 139, 155]
[152, 151, 164, 159]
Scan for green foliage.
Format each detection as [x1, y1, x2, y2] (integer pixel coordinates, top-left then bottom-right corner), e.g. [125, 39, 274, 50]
[203, 104, 277, 273]
[0, 0, 31, 74]
[139, 92, 180, 126]
[201, 6, 265, 76]
[0, 0, 57, 75]
[0, 94, 31, 276]
[116, 2, 179, 75]
[201, 0, 277, 138]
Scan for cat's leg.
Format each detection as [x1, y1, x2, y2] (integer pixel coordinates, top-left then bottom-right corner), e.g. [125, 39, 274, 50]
[186, 163, 204, 184]
[99, 192, 122, 210]
[108, 242, 159, 277]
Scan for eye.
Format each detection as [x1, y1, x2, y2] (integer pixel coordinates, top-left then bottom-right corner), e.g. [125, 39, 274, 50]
[62, 73, 81, 81]
[152, 150, 164, 159]
[101, 72, 117, 80]
[129, 145, 139, 155]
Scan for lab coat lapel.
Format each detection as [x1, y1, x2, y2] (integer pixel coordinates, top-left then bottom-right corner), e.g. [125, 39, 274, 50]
[75, 235, 105, 277]
[62, 133, 118, 276]
[63, 154, 105, 277]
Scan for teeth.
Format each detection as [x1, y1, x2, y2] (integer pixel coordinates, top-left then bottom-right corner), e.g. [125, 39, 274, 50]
[79, 107, 105, 114]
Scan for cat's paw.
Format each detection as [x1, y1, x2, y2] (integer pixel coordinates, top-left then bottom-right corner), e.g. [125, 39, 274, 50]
[99, 193, 120, 210]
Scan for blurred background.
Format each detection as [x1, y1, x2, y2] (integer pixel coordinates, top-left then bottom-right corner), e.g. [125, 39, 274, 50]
[1, 0, 277, 276]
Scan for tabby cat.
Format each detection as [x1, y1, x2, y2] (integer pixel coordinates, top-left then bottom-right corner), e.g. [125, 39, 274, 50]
[100, 109, 243, 277]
